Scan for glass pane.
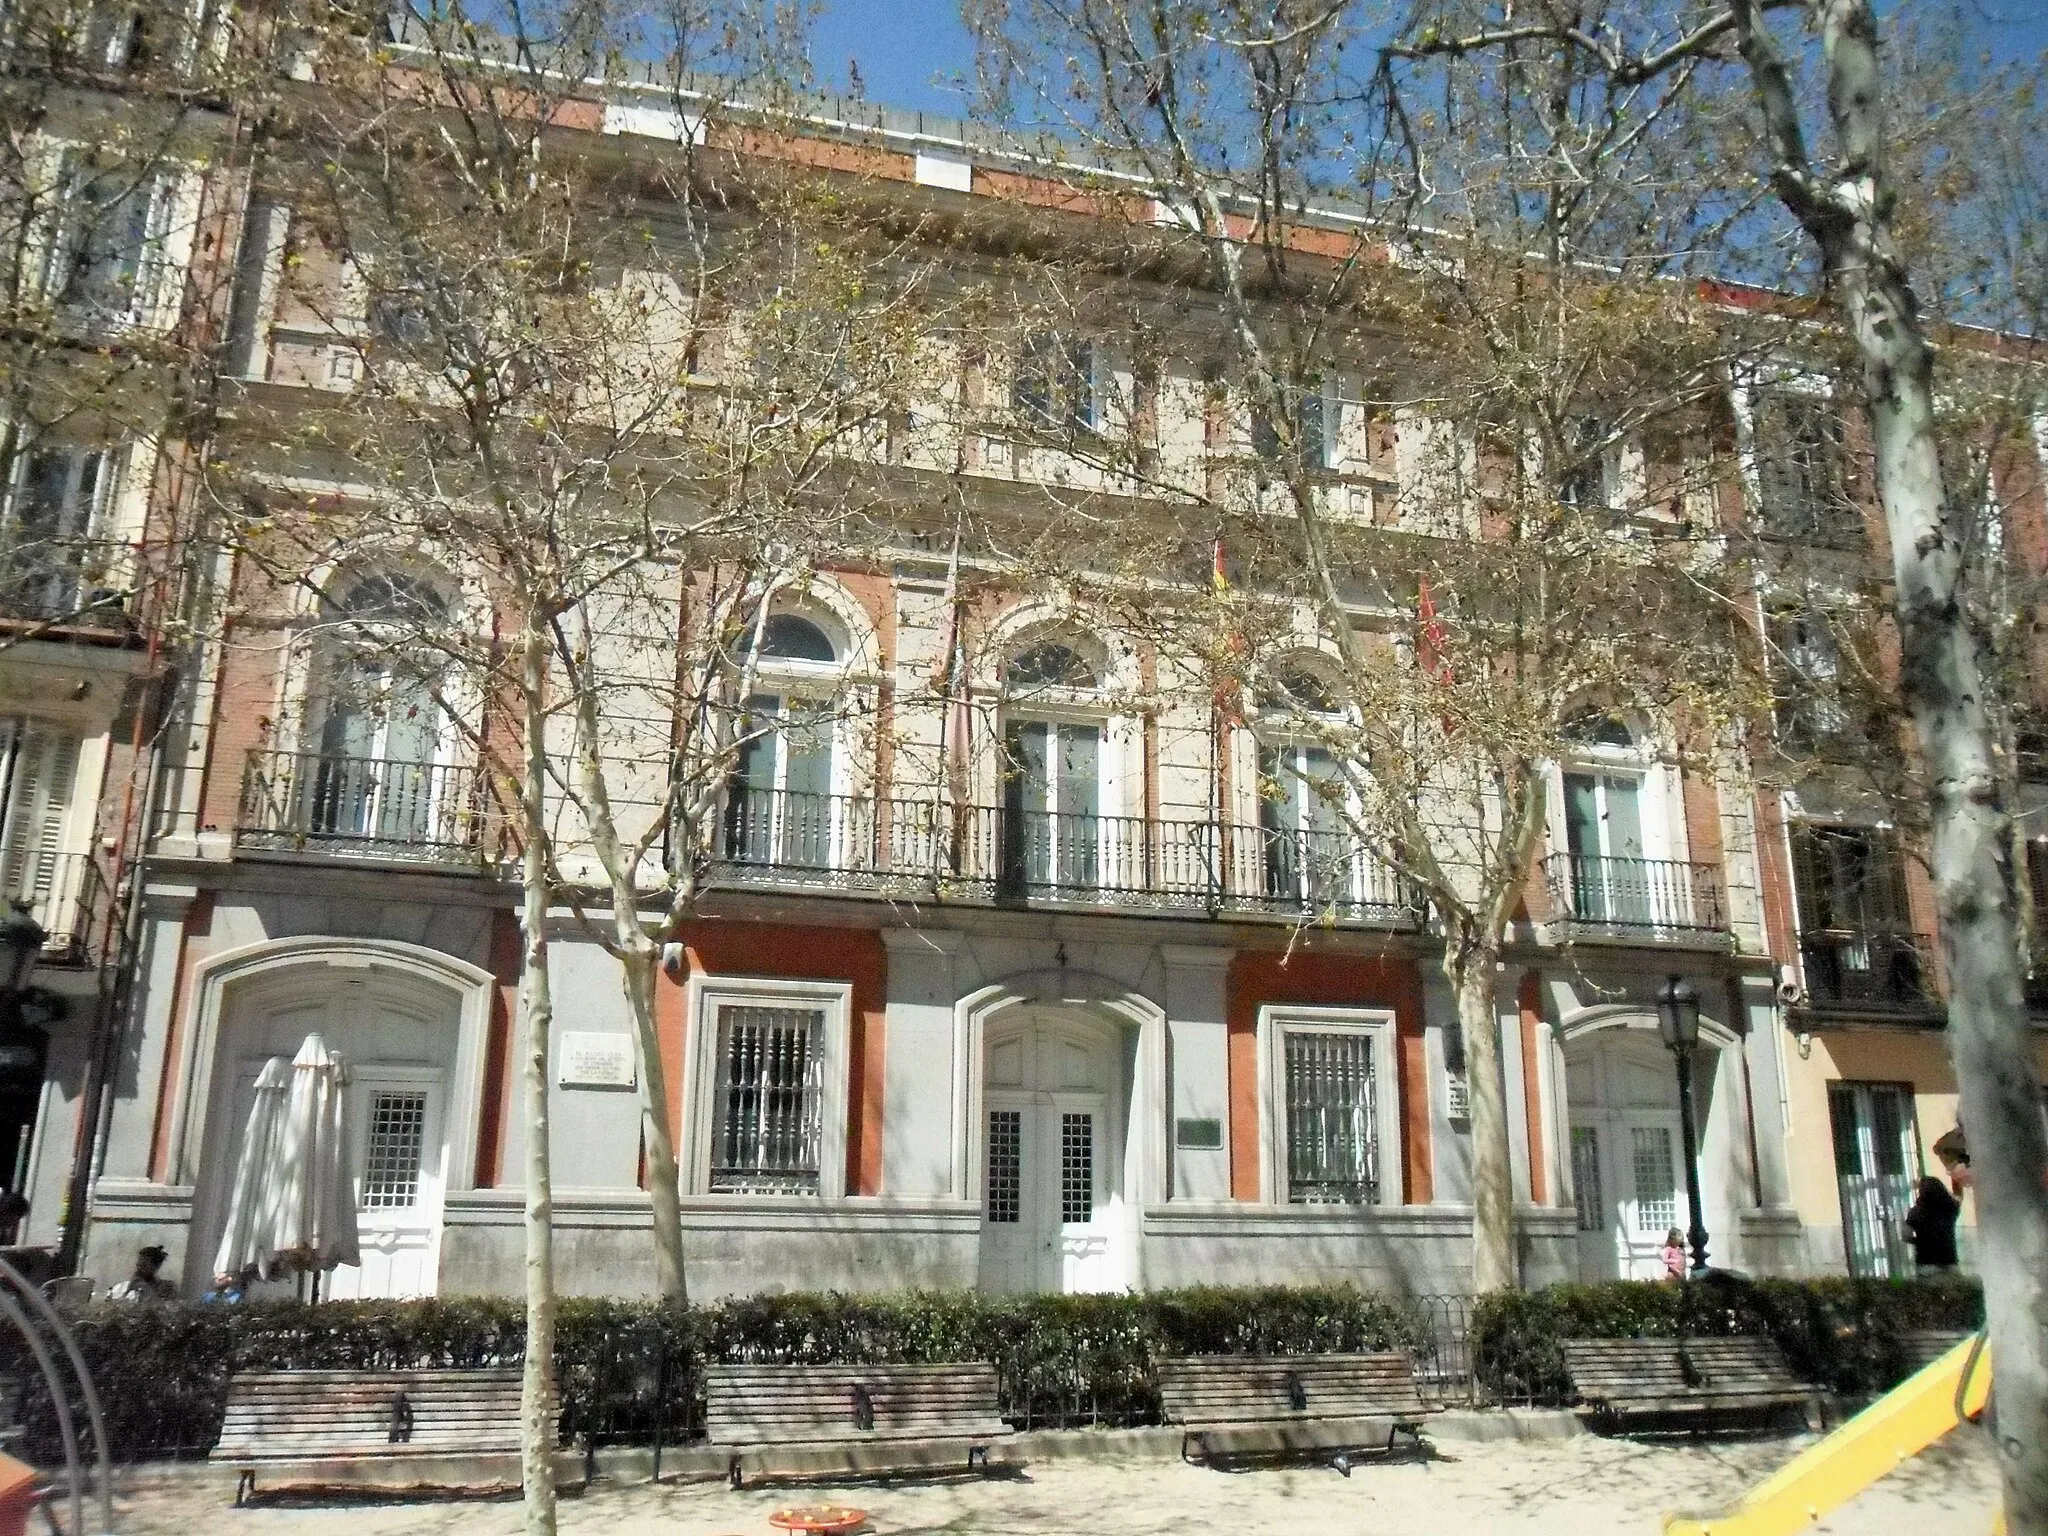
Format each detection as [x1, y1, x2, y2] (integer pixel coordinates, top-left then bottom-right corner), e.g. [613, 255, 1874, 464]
[1563, 773, 1600, 858]
[1603, 777, 1644, 860]
[1629, 1125, 1677, 1235]
[1285, 1031, 1377, 1204]
[361, 1092, 427, 1209]
[1571, 1126, 1603, 1232]
[986, 1110, 1021, 1225]
[1060, 1111, 1094, 1224]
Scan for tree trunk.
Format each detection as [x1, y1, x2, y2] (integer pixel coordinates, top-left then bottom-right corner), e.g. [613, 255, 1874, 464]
[620, 942, 688, 1301]
[1726, 4, 2048, 1527]
[1450, 944, 1518, 1292]
[517, 626, 558, 1535]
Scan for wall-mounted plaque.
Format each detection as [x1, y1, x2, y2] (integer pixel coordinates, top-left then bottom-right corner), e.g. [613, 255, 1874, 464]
[1175, 1117, 1224, 1150]
[558, 1032, 636, 1089]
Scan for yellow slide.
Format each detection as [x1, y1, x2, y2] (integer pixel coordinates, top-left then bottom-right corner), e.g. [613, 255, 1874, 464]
[1664, 1334, 1995, 1536]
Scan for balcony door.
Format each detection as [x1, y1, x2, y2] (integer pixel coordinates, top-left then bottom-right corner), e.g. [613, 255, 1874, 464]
[1790, 824, 1922, 1006]
[1562, 770, 1653, 924]
[1001, 718, 1101, 895]
[0, 721, 82, 942]
[1259, 742, 1354, 910]
[1827, 1080, 1919, 1277]
[727, 694, 837, 870]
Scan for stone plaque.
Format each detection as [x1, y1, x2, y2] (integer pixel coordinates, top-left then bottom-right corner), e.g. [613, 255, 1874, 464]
[558, 1032, 636, 1089]
[1175, 1117, 1224, 1150]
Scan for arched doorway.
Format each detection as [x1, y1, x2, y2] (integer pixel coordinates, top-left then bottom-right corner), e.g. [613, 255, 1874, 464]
[1563, 1025, 1693, 1281]
[184, 945, 479, 1299]
[977, 1006, 1129, 1294]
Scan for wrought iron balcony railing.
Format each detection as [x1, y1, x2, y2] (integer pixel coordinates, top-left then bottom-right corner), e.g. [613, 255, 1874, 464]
[1, 849, 100, 961]
[710, 786, 1417, 924]
[1797, 927, 1941, 1015]
[1543, 853, 1728, 937]
[237, 750, 492, 863]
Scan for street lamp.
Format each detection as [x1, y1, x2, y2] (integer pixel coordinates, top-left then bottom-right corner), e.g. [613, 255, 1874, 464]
[1654, 975, 1711, 1278]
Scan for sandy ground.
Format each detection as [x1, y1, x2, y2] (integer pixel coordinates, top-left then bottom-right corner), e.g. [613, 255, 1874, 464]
[108, 1429, 2001, 1536]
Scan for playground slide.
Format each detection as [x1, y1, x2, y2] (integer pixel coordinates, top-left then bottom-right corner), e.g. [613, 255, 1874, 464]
[1663, 1334, 1995, 1536]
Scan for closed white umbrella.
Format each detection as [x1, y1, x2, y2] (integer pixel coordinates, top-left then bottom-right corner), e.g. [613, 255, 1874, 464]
[272, 1034, 361, 1289]
[210, 1055, 293, 1283]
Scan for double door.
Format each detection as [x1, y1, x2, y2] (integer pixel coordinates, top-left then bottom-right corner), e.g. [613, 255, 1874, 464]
[1827, 1080, 1919, 1278]
[1570, 1113, 1686, 1280]
[979, 1017, 1118, 1294]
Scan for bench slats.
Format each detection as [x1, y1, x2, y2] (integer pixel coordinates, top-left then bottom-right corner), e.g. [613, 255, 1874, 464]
[1158, 1353, 1429, 1433]
[211, 1367, 539, 1471]
[1560, 1337, 1817, 1421]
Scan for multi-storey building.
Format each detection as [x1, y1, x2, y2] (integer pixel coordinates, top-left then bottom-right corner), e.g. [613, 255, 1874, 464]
[10, 30, 2043, 1300]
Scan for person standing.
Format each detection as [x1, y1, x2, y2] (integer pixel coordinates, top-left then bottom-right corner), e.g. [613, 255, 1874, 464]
[1904, 1173, 1962, 1272]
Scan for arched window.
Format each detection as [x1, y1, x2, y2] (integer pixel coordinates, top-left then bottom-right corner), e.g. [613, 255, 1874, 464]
[306, 568, 453, 848]
[1000, 635, 1104, 893]
[1260, 666, 1341, 716]
[750, 613, 837, 663]
[1006, 640, 1097, 692]
[1564, 711, 1635, 750]
[1557, 711, 1655, 925]
[725, 610, 847, 872]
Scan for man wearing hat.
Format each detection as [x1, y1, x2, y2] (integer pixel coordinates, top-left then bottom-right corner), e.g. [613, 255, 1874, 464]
[107, 1244, 176, 1302]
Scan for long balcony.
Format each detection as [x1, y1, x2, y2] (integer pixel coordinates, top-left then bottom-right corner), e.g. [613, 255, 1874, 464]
[712, 787, 1419, 925]
[1542, 853, 1727, 941]
[1797, 928, 1942, 1018]
[238, 750, 494, 864]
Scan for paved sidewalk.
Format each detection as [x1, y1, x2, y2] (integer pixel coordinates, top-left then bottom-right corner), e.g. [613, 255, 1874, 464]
[113, 1427, 2000, 1535]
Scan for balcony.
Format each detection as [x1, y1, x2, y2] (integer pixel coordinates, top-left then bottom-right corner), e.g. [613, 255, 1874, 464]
[1, 850, 101, 963]
[1796, 928, 1942, 1018]
[1542, 853, 1728, 942]
[708, 787, 1418, 925]
[237, 750, 494, 865]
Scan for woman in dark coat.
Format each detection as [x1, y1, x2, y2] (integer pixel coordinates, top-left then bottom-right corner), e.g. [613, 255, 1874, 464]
[1902, 1175, 1961, 1271]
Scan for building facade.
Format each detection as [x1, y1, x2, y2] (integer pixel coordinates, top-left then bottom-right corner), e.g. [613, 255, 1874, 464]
[9, 33, 2046, 1301]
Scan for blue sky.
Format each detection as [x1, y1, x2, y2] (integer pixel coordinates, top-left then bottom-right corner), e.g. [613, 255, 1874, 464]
[803, 0, 2047, 121]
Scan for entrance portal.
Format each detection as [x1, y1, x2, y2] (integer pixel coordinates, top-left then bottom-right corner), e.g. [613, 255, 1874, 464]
[978, 1009, 1124, 1293]
[1564, 1028, 1687, 1281]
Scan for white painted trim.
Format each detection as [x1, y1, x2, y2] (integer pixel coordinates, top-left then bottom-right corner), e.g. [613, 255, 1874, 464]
[683, 972, 854, 1202]
[1554, 1001, 1741, 1052]
[165, 936, 494, 1196]
[1255, 1003, 1405, 1209]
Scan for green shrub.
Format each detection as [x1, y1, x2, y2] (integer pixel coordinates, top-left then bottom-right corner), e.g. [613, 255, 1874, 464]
[1470, 1275, 1984, 1404]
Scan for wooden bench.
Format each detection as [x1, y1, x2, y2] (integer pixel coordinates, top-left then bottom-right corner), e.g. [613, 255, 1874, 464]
[211, 1367, 532, 1501]
[1560, 1337, 1820, 1428]
[1156, 1353, 1430, 1473]
[1894, 1329, 1971, 1376]
[705, 1362, 1015, 1488]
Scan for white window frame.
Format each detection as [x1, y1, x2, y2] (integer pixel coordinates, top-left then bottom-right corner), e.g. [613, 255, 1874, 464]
[1255, 1004, 1404, 1208]
[685, 974, 852, 1201]
[35, 145, 195, 334]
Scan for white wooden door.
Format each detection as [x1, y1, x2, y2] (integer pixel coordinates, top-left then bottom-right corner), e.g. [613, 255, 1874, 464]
[978, 1017, 1120, 1293]
[1618, 1115, 1683, 1279]
[327, 1069, 446, 1299]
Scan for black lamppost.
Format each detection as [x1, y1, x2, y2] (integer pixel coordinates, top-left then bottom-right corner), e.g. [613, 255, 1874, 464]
[0, 900, 62, 1242]
[0, 899, 47, 1003]
[1654, 975, 1711, 1278]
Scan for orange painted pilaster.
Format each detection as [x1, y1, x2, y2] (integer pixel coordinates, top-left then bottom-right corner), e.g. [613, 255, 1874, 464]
[1518, 969, 1548, 1207]
[145, 892, 215, 1183]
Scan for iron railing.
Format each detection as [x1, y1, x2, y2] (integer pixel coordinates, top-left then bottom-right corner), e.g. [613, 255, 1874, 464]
[708, 785, 1417, 925]
[0, 849, 99, 960]
[1543, 853, 1727, 935]
[237, 749, 493, 863]
[1797, 928, 1941, 1015]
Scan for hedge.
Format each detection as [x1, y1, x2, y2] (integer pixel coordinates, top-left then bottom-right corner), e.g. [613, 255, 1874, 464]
[1471, 1274, 1985, 1405]
[4, 1284, 1425, 1465]
[6, 1276, 1983, 1464]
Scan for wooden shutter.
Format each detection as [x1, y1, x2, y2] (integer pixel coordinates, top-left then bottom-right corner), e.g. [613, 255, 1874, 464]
[0, 725, 81, 913]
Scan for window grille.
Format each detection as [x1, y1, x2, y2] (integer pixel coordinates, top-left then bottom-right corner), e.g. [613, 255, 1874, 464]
[710, 1004, 825, 1194]
[986, 1109, 1021, 1224]
[361, 1092, 426, 1209]
[1630, 1125, 1677, 1235]
[1571, 1126, 1604, 1232]
[1284, 1031, 1377, 1204]
[1060, 1112, 1094, 1224]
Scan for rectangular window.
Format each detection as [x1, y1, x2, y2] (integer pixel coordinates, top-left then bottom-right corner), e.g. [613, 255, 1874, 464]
[1252, 382, 1327, 468]
[1013, 333, 1098, 432]
[1060, 1111, 1094, 1223]
[361, 1092, 427, 1209]
[0, 438, 111, 619]
[986, 1109, 1021, 1224]
[45, 152, 175, 327]
[1571, 1125, 1604, 1232]
[1828, 1080, 1919, 1278]
[709, 1004, 825, 1194]
[0, 720, 82, 946]
[1755, 391, 1862, 547]
[1767, 605, 1851, 749]
[1283, 1029, 1377, 1204]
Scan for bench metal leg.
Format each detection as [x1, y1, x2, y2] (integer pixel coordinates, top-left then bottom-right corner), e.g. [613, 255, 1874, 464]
[1180, 1432, 1203, 1466]
[234, 1470, 255, 1507]
[968, 1444, 989, 1474]
[728, 1454, 744, 1491]
[1329, 1451, 1352, 1477]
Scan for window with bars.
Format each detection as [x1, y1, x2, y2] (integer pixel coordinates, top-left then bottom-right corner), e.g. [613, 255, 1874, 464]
[361, 1092, 426, 1209]
[986, 1109, 1021, 1224]
[1060, 1112, 1094, 1224]
[1630, 1125, 1677, 1236]
[710, 1004, 825, 1195]
[1571, 1126, 1604, 1232]
[1283, 1030, 1378, 1204]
